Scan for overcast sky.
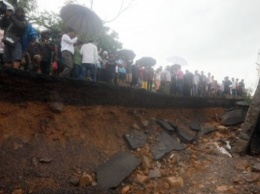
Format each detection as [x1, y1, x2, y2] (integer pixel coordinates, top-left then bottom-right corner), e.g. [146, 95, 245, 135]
[37, 0, 260, 90]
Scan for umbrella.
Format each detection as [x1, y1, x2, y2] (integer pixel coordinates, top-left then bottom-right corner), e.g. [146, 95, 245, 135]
[116, 49, 136, 60]
[138, 57, 156, 67]
[60, 4, 103, 36]
[166, 56, 188, 66]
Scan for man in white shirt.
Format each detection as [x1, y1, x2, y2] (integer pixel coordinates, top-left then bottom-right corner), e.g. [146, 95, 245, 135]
[79, 39, 98, 81]
[59, 28, 78, 78]
[159, 66, 171, 94]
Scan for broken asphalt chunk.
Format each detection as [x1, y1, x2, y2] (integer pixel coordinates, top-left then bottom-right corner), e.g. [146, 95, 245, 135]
[156, 120, 175, 131]
[151, 132, 184, 160]
[189, 121, 201, 132]
[201, 126, 217, 135]
[96, 152, 140, 189]
[124, 130, 147, 150]
[176, 126, 196, 144]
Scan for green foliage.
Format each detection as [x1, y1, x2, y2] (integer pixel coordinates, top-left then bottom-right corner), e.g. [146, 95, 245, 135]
[97, 26, 122, 52]
[241, 87, 253, 103]
[7, 0, 37, 15]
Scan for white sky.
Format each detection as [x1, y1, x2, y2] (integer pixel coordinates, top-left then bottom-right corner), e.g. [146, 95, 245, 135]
[37, 0, 260, 90]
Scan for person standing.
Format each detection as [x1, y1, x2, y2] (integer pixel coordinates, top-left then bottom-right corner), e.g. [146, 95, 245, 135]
[40, 30, 55, 75]
[27, 36, 42, 73]
[175, 66, 184, 96]
[59, 28, 78, 78]
[0, 7, 27, 69]
[72, 41, 82, 78]
[125, 59, 133, 86]
[192, 70, 200, 97]
[154, 67, 162, 92]
[159, 66, 171, 94]
[0, 29, 4, 65]
[79, 39, 98, 81]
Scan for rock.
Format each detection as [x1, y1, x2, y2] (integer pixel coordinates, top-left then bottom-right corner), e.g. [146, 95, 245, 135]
[32, 157, 38, 167]
[233, 175, 240, 183]
[217, 185, 229, 192]
[96, 152, 140, 188]
[217, 125, 228, 130]
[189, 121, 201, 132]
[156, 120, 175, 131]
[252, 163, 260, 172]
[166, 176, 184, 188]
[151, 132, 185, 160]
[239, 132, 250, 140]
[221, 109, 246, 126]
[251, 173, 260, 182]
[38, 157, 52, 163]
[234, 160, 250, 171]
[69, 176, 80, 186]
[227, 187, 239, 194]
[13, 142, 22, 150]
[121, 185, 131, 194]
[233, 138, 248, 154]
[142, 120, 149, 128]
[148, 169, 161, 179]
[12, 189, 24, 194]
[49, 102, 63, 113]
[132, 124, 140, 130]
[142, 155, 151, 169]
[135, 174, 148, 183]
[124, 130, 147, 150]
[79, 174, 92, 187]
[236, 101, 250, 107]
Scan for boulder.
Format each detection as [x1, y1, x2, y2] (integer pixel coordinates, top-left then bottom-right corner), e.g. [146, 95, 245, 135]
[221, 109, 246, 126]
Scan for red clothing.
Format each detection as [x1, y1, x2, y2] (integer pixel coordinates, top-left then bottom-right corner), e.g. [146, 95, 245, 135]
[176, 69, 184, 80]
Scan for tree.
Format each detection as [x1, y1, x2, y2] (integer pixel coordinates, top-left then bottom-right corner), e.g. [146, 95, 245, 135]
[7, 0, 37, 14]
[89, 0, 136, 23]
[97, 26, 122, 53]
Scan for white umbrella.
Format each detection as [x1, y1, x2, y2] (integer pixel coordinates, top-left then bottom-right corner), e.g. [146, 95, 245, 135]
[166, 56, 189, 66]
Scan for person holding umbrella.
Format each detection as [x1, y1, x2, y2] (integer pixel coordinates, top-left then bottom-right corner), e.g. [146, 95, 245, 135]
[59, 28, 78, 78]
[0, 6, 27, 69]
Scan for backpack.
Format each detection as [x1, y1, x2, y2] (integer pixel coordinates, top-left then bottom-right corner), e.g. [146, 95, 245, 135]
[22, 23, 38, 53]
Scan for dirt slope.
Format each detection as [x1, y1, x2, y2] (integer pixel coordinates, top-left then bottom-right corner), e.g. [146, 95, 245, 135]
[0, 101, 259, 194]
[0, 68, 259, 194]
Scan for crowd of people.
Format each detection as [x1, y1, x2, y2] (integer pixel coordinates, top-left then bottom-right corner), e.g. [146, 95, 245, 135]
[0, 6, 246, 98]
[151, 66, 246, 98]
